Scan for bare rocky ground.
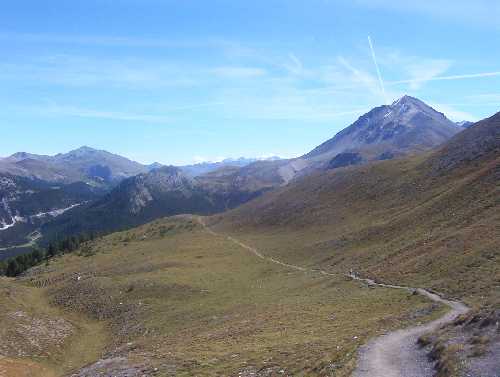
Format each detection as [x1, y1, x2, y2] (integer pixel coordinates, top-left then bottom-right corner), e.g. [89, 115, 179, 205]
[68, 357, 156, 377]
[420, 308, 500, 377]
[0, 310, 74, 359]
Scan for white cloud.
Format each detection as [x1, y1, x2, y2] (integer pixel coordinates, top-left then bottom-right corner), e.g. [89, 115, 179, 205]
[211, 66, 267, 78]
[31, 104, 171, 123]
[191, 156, 226, 164]
[0, 32, 235, 50]
[404, 60, 452, 90]
[284, 53, 304, 76]
[430, 103, 479, 122]
[337, 57, 381, 96]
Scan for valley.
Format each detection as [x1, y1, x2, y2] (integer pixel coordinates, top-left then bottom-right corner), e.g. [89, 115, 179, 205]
[2, 1, 499, 375]
[0, 99, 498, 377]
[1, 217, 444, 376]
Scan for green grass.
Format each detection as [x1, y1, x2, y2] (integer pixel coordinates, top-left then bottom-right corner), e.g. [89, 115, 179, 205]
[0, 276, 108, 376]
[1, 216, 442, 376]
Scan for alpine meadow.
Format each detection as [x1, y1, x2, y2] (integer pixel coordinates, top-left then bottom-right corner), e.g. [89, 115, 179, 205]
[0, 2, 499, 377]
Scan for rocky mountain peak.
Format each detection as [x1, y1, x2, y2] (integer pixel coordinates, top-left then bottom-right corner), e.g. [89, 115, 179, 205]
[382, 95, 448, 123]
[60, 146, 101, 159]
[304, 96, 461, 162]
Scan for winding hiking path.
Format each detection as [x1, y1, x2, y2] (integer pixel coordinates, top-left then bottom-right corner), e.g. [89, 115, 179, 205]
[196, 217, 469, 377]
[196, 217, 332, 275]
[350, 275, 469, 377]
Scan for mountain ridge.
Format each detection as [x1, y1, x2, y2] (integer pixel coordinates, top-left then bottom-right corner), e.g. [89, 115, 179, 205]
[0, 96, 482, 250]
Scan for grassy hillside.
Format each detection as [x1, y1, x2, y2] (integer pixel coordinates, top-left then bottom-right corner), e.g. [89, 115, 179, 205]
[2, 114, 497, 376]
[0, 277, 107, 377]
[210, 114, 500, 308]
[1, 217, 442, 376]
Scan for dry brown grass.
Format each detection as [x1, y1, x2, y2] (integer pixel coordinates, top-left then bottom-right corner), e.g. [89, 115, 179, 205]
[0, 217, 444, 376]
[211, 152, 500, 308]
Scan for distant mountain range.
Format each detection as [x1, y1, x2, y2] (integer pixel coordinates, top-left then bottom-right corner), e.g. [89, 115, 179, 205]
[179, 156, 281, 177]
[0, 146, 280, 186]
[0, 95, 487, 253]
[0, 146, 149, 186]
[40, 163, 280, 241]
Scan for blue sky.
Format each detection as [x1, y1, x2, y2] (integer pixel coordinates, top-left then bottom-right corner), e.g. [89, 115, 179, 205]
[1, 0, 500, 165]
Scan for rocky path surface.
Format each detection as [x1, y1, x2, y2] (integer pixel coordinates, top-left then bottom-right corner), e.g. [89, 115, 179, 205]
[197, 217, 470, 377]
[350, 275, 469, 377]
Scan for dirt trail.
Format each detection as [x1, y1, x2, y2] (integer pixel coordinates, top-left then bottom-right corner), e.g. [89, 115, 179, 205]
[196, 217, 331, 275]
[197, 217, 470, 377]
[350, 274, 469, 377]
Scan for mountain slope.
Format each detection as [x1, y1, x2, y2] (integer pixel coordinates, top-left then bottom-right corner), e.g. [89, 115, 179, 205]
[202, 96, 463, 189]
[210, 111, 500, 305]
[39, 97, 468, 243]
[426, 111, 500, 172]
[0, 174, 102, 252]
[0, 146, 148, 186]
[180, 156, 281, 177]
[305, 95, 462, 165]
[40, 167, 215, 238]
[40, 160, 291, 241]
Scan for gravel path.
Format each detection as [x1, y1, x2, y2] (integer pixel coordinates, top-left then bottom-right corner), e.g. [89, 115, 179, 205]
[351, 275, 469, 377]
[197, 217, 470, 377]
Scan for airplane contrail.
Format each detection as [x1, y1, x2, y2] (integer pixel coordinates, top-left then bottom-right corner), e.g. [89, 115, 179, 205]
[387, 71, 500, 85]
[368, 36, 388, 105]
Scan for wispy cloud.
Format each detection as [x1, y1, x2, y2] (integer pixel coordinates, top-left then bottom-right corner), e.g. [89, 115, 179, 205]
[402, 61, 452, 90]
[284, 53, 304, 76]
[0, 32, 233, 50]
[36, 104, 172, 123]
[211, 67, 267, 78]
[2, 34, 498, 126]
[430, 103, 479, 122]
[337, 57, 381, 96]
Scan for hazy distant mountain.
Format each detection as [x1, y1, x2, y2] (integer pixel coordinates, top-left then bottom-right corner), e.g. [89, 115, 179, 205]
[0, 146, 148, 186]
[179, 156, 282, 177]
[146, 162, 164, 171]
[456, 120, 474, 128]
